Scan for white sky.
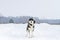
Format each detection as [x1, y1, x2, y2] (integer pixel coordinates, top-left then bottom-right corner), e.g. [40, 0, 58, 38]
[0, 0, 60, 19]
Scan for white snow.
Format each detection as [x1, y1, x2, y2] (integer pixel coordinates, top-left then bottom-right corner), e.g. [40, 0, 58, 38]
[0, 23, 60, 40]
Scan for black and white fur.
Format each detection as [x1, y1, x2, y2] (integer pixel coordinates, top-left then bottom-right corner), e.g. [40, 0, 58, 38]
[26, 18, 35, 38]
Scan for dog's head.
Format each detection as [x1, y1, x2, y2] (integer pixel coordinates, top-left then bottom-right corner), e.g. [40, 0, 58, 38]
[28, 18, 35, 24]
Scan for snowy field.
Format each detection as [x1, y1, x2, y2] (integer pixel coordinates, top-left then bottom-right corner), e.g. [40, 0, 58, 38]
[0, 23, 60, 40]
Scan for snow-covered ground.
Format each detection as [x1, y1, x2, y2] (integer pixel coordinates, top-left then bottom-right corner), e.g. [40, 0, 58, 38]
[0, 23, 60, 40]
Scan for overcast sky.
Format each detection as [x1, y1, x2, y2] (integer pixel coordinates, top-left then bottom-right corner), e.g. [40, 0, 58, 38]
[0, 0, 60, 19]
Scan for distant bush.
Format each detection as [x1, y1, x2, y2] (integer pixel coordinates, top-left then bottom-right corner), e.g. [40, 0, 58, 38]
[9, 19, 14, 23]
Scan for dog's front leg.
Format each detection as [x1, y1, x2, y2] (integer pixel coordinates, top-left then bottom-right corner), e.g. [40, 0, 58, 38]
[29, 31, 33, 38]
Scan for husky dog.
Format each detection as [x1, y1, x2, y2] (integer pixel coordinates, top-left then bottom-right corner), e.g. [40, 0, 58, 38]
[26, 18, 35, 38]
